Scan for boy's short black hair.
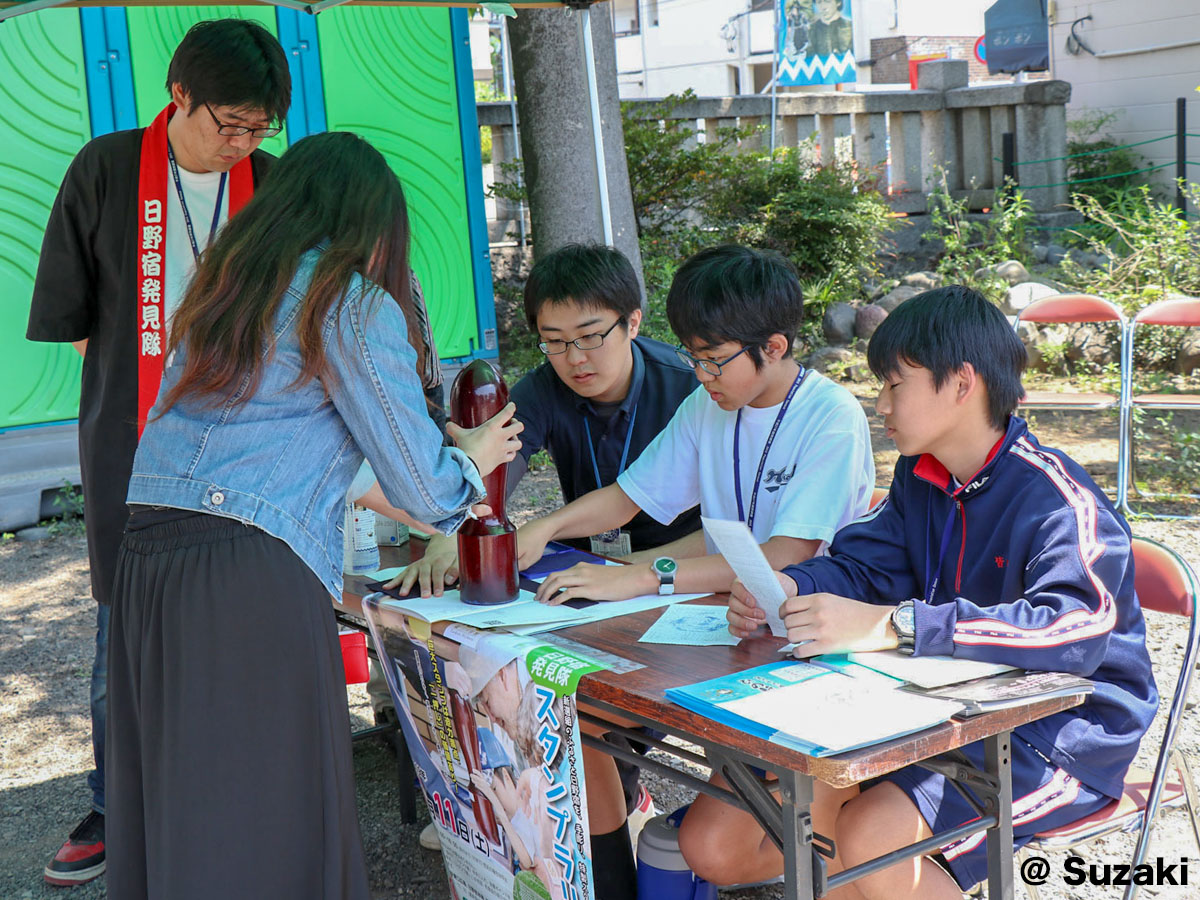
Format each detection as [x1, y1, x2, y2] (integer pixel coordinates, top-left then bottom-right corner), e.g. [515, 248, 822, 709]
[666, 245, 803, 369]
[167, 19, 291, 125]
[523, 243, 642, 329]
[867, 284, 1027, 429]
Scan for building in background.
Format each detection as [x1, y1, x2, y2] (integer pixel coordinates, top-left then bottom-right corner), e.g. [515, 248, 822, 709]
[1049, 0, 1199, 197]
[474, 0, 1014, 97]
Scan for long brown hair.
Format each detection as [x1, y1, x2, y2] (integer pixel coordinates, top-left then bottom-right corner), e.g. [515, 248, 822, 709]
[159, 131, 424, 413]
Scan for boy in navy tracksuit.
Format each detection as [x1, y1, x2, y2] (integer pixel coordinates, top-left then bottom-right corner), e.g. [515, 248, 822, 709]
[692, 286, 1158, 897]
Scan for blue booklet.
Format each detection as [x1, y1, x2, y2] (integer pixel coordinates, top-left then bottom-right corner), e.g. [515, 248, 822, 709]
[665, 661, 963, 757]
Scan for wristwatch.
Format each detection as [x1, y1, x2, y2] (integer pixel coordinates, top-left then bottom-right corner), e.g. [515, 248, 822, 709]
[652, 557, 677, 596]
[891, 600, 916, 655]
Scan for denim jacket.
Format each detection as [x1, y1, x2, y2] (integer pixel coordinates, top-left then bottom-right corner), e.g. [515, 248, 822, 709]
[127, 249, 484, 597]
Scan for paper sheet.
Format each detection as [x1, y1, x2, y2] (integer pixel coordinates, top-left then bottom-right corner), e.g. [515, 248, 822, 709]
[379, 588, 587, 629]
[504, 591, 709, 635]
[701, 516, 788, 637]
[638, 604, 742, 646]
[846, 650, 1016, 689]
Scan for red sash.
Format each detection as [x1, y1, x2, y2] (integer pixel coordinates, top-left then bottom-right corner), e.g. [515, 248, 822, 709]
[134, 103, 255, 437]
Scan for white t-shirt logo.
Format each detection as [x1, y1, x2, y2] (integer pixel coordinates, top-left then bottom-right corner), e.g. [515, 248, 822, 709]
[764, 464, 797, 493]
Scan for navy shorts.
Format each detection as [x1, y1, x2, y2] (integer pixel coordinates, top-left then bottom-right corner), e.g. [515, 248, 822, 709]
[870, 735, 1113, 889]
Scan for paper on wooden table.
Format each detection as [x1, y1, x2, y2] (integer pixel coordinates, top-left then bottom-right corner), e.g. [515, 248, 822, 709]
[847, 650, 1016, 689]
[639, 604, 742, 646]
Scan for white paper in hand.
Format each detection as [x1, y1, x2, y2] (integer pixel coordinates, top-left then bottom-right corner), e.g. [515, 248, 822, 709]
[702, 516, 789, 637]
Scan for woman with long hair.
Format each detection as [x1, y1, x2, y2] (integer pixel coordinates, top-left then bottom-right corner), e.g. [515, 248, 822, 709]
[104, 131, 521, 899]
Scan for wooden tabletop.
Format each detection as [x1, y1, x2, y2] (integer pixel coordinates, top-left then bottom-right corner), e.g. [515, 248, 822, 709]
[342, 545, 1085, 789]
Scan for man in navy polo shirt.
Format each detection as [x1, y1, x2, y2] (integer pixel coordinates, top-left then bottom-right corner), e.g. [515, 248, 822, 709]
[399, 242, 700, 586]
[397, 243, 700, 863]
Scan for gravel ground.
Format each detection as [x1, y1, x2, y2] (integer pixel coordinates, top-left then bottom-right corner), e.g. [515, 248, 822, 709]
[2, 408, 1198, 900]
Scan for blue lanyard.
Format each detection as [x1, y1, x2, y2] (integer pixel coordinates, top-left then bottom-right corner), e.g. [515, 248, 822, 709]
[167, 143, 227, 262]
[923, 491, 961, 603]
[582, 404, 638, 491]
[733, 366, 807, 531]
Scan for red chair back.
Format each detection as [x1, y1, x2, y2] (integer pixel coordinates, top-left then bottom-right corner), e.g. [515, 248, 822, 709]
[1018, 293, 1125, 325]
[1133, 296, 1200, 329]
[1132, 537, 1196, 618]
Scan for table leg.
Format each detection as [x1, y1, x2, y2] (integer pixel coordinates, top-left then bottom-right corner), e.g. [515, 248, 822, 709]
[779, 768, 816, 900]
[984, 731, 1014, 900]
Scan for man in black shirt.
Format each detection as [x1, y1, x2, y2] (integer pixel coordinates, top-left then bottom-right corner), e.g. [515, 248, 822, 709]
[26, 19, 289, 886]
[396, 244, 700, 867]
[401, 243, 701, 593]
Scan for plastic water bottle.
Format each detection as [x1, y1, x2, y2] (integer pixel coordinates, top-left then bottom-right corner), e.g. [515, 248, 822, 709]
[636, 808, 718, 900]
[343, 500, 380, 575]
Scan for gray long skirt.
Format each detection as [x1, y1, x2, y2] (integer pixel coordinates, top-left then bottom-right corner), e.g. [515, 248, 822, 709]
[106, 511, 369, 900]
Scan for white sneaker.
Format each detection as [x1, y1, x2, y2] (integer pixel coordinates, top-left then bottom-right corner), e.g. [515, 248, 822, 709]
[419, 821, 443, 851]
[627, 785, 657, 854]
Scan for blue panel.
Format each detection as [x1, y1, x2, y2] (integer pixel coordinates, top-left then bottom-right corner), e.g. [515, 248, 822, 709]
[79, 8, 135, 137]
[276, 8, 327, 143]
[449, 7, 497, 360]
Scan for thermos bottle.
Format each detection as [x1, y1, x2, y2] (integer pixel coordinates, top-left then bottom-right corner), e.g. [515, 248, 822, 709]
[636, 808, 718, 900]
[449, 359, 519, 605]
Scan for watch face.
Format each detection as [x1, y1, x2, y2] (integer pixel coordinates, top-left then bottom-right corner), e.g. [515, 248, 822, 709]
[653, 557, 677, 575]
[893, 605, 915, 635]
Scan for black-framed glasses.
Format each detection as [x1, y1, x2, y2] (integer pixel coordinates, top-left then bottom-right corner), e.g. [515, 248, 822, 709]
[675, 343, 756, 376]
[204, 102, 282, 138]
[537, 316, 627, 356]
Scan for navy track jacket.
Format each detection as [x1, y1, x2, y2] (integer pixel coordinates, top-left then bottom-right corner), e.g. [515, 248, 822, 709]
[782, 417, 1157, 799]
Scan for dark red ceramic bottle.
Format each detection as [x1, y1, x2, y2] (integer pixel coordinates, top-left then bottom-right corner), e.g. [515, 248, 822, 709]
[450, 359, 519, 606]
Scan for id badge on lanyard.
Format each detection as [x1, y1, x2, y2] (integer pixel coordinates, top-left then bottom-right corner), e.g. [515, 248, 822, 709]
[584, 406, 637, 558]
[590, 529, 633, 558]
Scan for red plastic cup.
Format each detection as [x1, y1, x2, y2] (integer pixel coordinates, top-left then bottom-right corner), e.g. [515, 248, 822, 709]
[339, 629, 369, 684]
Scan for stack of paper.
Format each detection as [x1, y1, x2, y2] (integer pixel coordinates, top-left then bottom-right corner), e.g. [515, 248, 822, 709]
[666, 661, 962, 757]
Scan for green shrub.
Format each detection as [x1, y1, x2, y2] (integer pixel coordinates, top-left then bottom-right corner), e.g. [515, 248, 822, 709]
[1066, 111, 1153, 204]
[704, 152, 890, 303]
[927, 168, 1032, 302]
[621, 90, 752, 239]
[624, 94, 890, 331]
[494, 91, 894, 361]
[1064, 186, 1200, 303]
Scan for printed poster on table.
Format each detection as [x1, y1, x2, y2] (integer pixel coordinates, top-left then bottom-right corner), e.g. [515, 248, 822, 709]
[364, 597, 603, 900]
[779, 0, 856, 86]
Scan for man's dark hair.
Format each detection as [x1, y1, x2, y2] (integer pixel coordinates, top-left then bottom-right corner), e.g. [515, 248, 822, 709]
[523, 243, 642, 329]
[867, 285, 1027, 429]
[166, 19, 291, 125]
[666, 245, 803, 370]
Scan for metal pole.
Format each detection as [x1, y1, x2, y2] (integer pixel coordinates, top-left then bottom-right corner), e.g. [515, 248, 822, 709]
[1176, 96, 1186, 215]
[579, 5, 614, 246]
[501, 17, 527, 248]
[984, 732, 1015, 900]
[637, 0, 651, 97]
[1002, 132, 1016, 196]
[770, 0, 780, 157]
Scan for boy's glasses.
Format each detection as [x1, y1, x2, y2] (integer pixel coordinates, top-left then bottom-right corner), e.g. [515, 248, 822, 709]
[675, 343, 755, 376]
[204, 102, 282, 138]
[538, 316, 626, 355]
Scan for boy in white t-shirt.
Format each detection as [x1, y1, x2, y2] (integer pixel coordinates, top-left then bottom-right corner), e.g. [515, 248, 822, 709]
[514, 245, 874, 900]
[516, 244, 875, 603]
